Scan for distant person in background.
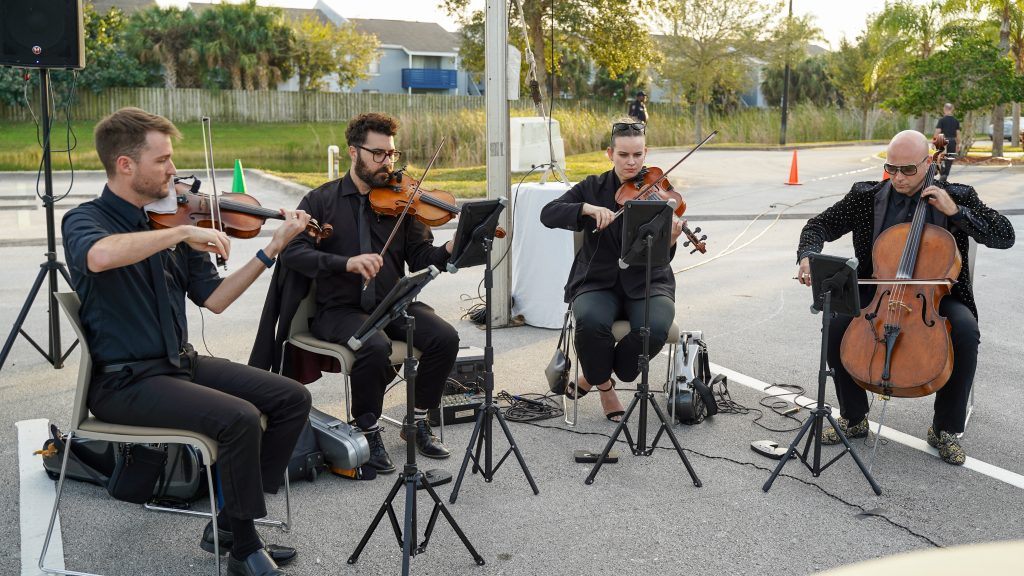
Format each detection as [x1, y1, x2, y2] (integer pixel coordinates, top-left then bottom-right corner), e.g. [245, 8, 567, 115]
[934, 102, 961, 182]
[628, 91, 648, 125]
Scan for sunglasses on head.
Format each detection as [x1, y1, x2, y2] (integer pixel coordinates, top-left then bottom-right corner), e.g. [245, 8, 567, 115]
[612, 122, 646, 134]
[883, 155, 928, 176]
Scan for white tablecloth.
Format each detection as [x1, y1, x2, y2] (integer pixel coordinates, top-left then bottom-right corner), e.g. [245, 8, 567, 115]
[510, 182, 575, 328]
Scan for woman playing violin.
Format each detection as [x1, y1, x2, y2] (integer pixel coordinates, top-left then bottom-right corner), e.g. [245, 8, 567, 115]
[541, 119, 686, 422]
[62, 107, 311, 575]
[275, 112, 456, 472]
[795, 130, 1015, 465]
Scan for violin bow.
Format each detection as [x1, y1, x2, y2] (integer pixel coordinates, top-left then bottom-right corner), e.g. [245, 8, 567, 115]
[200, 117, 227, 269]
[606, 130, 718, 225]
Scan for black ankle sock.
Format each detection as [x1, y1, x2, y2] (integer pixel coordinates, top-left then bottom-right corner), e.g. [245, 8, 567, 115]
[228, 517, 262, 561]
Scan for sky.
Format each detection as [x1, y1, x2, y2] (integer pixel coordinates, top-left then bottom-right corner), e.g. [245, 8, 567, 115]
[169, 0, 931, 50]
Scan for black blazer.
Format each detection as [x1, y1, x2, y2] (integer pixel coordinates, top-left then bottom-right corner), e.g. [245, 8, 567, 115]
[797, 180, 1015, 319]
[540, 170, 676, 303]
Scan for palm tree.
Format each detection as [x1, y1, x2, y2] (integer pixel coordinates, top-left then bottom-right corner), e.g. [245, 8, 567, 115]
[125, 7, 196, 89]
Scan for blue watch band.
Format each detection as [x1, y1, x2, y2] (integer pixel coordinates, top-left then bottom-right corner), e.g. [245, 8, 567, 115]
[255, 248, 276, 268]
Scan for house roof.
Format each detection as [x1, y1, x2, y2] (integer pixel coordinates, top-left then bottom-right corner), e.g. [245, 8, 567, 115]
[90, 0, 157, 15]
[348, 19, 459, 54]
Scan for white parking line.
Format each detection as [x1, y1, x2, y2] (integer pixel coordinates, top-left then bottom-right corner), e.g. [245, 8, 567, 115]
[17, 418, 64, 575]
[707, 363, 1024, 490]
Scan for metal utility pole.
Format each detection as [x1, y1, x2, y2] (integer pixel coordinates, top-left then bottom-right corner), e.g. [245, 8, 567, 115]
[485, 0, 511, 327]
[779, 0, 793, 146]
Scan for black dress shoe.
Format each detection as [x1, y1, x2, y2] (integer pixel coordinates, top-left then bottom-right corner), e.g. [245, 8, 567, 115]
[200, 522, 297, 566]
[364, 429, 396, 473]
[226, 548, 286, 576]
[401, 420, 451, 459]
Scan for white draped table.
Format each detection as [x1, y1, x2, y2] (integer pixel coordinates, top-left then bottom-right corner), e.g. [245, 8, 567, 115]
[510, 182, 575, 329]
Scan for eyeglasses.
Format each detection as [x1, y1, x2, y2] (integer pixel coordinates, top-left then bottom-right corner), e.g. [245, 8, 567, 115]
[883, 156, 928, 176]
[612, 122, 646, 134]
[357, 146, 402, 163]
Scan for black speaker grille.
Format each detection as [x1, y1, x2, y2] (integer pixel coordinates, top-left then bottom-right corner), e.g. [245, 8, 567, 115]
[0, 0, 84, 69]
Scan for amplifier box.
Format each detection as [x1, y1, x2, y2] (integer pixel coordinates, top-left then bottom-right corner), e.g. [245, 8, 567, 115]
[444, 346, 485, 394]
[428, 394, 483, 426]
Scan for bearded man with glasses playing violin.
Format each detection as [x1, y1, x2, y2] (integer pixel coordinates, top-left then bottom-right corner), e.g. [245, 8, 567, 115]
[265, 112, 457, 474]
[795, 130, 1014, 465]
[541, 119, 686, 423]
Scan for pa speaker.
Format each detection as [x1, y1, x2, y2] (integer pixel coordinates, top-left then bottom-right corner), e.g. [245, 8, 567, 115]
[0, 0, 85, 69]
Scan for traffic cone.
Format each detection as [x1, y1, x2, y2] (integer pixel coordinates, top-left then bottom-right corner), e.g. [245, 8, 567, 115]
[784, 149, 801, 185]
[232, 159, 246, 193]
[881, 168, 890, 181]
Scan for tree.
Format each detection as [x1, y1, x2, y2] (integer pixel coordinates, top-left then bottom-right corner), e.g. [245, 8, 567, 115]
[194, 0, 294, 90]
[291, 18, 379, 91]
[124, 6, 197, 89]
[762, 55, 842, 107]
[886, 29, 1023, 154]
[872, 0, 958, 131]
[444, 0, 658, 100]
[944, 0, 1020, 155]
[828, 27, 900, 140]
[656, 0, 774, 141]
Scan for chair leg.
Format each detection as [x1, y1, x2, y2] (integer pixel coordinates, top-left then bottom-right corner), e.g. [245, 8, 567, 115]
[666, 342, 677, 424]
[39, 431, 81, 576]
[206, 461, 222, 576]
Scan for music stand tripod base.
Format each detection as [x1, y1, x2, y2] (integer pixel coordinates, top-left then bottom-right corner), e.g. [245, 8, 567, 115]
[446, 198, 540, 503]
[762, 253, 881, 495]
[346, 267, 485, 574]
[583, 201, 701, 488]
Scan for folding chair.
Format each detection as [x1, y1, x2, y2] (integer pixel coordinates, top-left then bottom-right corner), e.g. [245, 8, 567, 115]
[41, 292, 226, 575]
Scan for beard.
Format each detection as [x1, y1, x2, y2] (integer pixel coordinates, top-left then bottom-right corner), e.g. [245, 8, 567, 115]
[354, 154, 392, 188]
[132, 173, 171, 203]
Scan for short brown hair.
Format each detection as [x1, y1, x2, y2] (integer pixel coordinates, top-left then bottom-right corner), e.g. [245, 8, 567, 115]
[94, 107, 181, 176]
[345, 112, 399, 148]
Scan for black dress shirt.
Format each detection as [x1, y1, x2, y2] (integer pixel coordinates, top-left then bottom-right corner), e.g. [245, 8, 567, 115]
[796, 180, 1015, 319]
[540, 169, 676, 303]
[281, 173, 451, 314]
[61, 186, 223, 365]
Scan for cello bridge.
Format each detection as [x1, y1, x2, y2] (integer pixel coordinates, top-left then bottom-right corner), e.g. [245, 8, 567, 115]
[887, 300, 912, 313]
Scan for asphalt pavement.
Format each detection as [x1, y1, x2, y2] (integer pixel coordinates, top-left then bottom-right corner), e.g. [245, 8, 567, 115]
[1, 145, 1022, 575]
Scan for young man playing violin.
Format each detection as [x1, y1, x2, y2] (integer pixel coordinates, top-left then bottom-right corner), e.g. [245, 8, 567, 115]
[62, 107, 312, 576]
[278, 112, 457, 472]
[795, 130, 1014, 465]
[540, 120, 685, 422]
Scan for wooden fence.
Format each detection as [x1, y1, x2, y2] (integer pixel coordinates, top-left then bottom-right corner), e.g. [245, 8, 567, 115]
[0, 87, 648, 123]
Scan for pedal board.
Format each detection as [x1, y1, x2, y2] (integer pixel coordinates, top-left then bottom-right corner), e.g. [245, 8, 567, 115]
[428, 393, 483, 426]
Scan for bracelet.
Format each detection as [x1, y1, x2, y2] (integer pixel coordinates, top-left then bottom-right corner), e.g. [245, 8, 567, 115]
[255, 248, 276, 269]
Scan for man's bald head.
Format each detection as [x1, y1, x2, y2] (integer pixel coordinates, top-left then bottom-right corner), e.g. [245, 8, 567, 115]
[886, 130, 932, 195]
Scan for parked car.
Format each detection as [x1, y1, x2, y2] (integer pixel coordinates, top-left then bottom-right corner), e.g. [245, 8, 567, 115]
[986, 117, 1021, 140]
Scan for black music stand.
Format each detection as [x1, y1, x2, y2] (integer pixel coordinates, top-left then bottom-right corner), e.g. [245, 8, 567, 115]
[347, 266, 484, 575]
[446, 198, 539, 502]
[585, 200, 702, 487]
[763, 253, 881, 495]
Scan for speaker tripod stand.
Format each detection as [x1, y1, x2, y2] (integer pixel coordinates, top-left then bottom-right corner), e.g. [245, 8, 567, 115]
[0, 68, 76, 373]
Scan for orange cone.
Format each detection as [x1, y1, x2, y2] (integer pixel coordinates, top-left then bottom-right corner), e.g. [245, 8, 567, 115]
[784, 149, 801, 185]
[882, 168, 890, 181]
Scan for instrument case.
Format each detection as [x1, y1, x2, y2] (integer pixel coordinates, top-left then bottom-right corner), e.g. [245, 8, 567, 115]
[308, 407, 370, 471]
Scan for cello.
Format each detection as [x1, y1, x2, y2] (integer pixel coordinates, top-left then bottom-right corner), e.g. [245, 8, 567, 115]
[839, 139, 960, 398]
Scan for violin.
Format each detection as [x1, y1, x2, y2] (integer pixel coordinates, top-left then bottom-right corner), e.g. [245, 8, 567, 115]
[615, 166, 707, 254]
[839, 136, 959, 398]
[147, 179, 332, 242]
[369, 168, 460, 227]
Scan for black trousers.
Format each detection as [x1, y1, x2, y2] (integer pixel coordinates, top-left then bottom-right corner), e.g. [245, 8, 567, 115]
[827, 296, 979, 434]
[940, 138, 957, 180]
[312, 301, 459, 421]
[572, 289, 675, 385]
[89, 353, 311, 520]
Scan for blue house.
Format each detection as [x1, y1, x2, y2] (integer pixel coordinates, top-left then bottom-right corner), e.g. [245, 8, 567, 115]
[347, 18, 468, 95]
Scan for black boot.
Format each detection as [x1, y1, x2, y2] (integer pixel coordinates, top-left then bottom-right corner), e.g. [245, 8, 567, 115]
[364, 428, 396, 474]
[401, 419, 451, 459]
[226, 548, 285, 576]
